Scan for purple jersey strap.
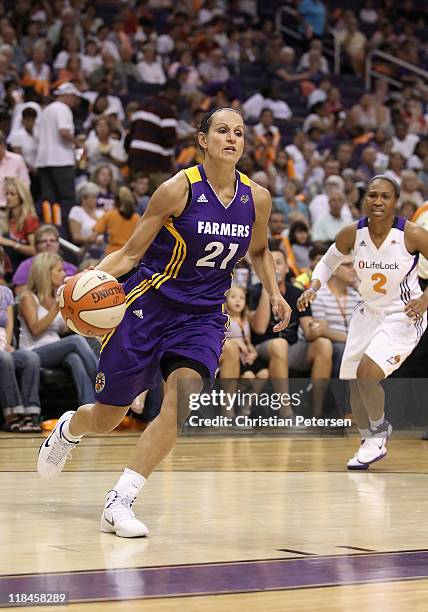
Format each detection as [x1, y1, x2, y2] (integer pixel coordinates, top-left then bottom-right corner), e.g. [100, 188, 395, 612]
[357, 217, 369, 229]
[393, 216, 406, 231]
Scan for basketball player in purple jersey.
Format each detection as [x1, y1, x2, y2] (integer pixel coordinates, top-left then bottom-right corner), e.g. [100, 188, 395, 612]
[37, 108, 292, 537]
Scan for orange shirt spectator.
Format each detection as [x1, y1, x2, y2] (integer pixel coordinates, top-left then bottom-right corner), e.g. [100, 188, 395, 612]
[93, 187, 139, 255]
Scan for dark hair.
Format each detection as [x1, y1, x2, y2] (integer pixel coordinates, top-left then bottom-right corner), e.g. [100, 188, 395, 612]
[289, 220, 310, 245]
[198, 107, 243, 135]
[268, 239, 287, 261]
[366, 174, 400, 199]
[22, 107, 37, 119]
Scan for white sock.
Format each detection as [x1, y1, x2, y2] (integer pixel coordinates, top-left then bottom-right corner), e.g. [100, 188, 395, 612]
[112, 468, 146, 501]
[62, 418, 83, 442]
[369, 415, 385, 429]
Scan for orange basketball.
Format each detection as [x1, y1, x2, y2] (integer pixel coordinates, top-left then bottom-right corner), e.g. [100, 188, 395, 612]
[58, 270, 126, 336]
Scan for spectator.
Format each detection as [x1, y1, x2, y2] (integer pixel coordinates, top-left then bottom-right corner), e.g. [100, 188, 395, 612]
[253, 109, 281, 152]
[273, 180, 309, 225]
[21, 41, 51, 97]
[58, 54, 89, 92]
[220, 286, 266, 418]
[392, 122, 420, 160]
[8, 107, 39, 191]
[137, 44, 166, 85]
[385, 151, 405, 185]
[68, 182, 104, 255]
[0, 252, 41, 433]
[312, 189, 348, 242]
[299, 39, 329, 75]
[0, 130, 30, 232]
[36, 82, 82, 238]
[12, 225, 77, 296]
[0, 177, 38, 274]
[337, 15, 367, 75]
[309, 175, 353, 223]
[92, 186, 139, 255]
[399, 200, 418, 220]
[289, 220, 312, 270]
[268, 150, 295, 196]
[248, 247, 331, 418]
[243, 85, 292, 122]
[86, 116, 127, 181]
[89, 51, 127, 95]
[81, 38, 103, 78]
[348, 93, 379, 133]
[309, 255, 359, 414]
[400, 170, 424, 207]
[91, 164, 117, 211]
[19, 252, 98, 406]
[298, 0, 327, 39]
[356, 146, 377, 182]
[132, 173, 151, 215]
[294, 243, 327, 290]
[310, 256, 359, 376]
[268, 210, 300, 277]
[126, 81, 178, 189]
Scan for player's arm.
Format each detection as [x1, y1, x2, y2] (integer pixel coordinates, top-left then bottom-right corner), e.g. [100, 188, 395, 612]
[297, 223, 356, 312]
[403, 222, 428, 319]
[248, 182, 291, 331]
[96, 172, 188, 278]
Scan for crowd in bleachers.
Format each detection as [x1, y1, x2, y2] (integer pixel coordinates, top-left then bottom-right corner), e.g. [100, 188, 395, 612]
[1, 0, 428, 431]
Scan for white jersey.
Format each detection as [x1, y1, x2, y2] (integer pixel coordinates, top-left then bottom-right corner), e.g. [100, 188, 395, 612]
[353, 216, 422, 314]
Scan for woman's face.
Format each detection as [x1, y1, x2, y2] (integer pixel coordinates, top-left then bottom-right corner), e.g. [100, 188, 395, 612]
[51, 260, 65, 289]
[82, 194, 97, 209]
[5, 183, 21, 209]
[364, 179, 398, 221]
[97, 167, 111, 188]
[198, 110, 245, 164]
[226, 287, 246, 315]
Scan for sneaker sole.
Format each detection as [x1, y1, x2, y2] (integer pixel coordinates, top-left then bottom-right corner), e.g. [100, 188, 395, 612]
[100, 515, 148, 538]
[347, 448, 387, 471]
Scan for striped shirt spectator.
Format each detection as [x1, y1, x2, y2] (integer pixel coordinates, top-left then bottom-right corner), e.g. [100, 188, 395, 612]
[126, 85, 178, 189]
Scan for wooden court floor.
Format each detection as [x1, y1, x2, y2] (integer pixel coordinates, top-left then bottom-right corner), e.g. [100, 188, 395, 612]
[1, 432, 428, 611]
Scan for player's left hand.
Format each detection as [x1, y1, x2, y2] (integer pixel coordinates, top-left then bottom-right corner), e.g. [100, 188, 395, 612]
[405, 296, 428, 319]
[271, 294, 292, 332]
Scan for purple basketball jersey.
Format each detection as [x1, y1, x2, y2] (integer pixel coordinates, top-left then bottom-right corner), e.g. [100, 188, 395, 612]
[139, 164, 256, 311]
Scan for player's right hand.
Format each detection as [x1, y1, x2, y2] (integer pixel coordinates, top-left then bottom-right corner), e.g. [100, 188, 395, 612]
[297, 288, 317, 312]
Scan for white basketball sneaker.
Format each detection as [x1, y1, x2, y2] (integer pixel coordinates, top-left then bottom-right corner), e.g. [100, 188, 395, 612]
[100, 490, 149, 538]
[347, 420, 393, 471]
[37, 411, 79, 480]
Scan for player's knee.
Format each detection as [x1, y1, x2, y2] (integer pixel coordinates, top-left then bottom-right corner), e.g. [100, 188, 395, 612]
[268, 338, 288, 360]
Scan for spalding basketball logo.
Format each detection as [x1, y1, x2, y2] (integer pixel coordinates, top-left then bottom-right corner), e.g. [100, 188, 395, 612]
[95, 372, 106, 393]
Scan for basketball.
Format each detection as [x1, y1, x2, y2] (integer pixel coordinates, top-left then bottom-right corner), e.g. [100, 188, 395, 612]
[58, 269, 126, 336]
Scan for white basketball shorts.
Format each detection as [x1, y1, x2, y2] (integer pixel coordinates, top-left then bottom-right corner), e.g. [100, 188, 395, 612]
[340, 304, 427, 379]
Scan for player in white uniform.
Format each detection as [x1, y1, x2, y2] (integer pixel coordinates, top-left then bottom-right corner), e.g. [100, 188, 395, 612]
[298, 175, 428, 469]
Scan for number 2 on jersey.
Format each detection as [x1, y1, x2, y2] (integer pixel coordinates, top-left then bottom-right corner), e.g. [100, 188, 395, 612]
[196, 241, 239, 269]
[371, 272, 387, 295]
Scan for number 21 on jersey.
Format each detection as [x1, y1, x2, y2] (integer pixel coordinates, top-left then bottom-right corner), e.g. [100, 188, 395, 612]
[196, 241, 239, 269]
[371, 272, 387, 295]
